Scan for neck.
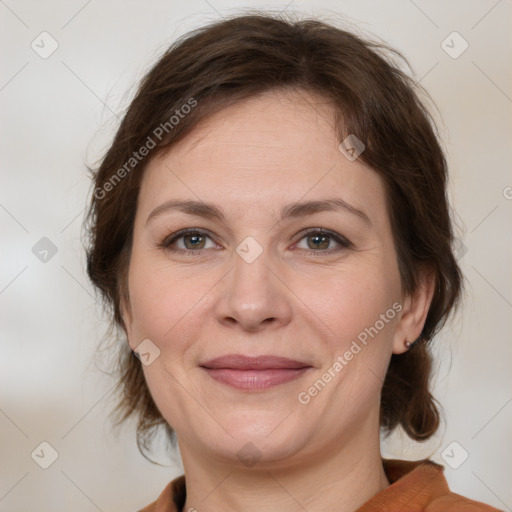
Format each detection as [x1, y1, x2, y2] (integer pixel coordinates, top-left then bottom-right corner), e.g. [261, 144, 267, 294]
[179, 421, 389, 512]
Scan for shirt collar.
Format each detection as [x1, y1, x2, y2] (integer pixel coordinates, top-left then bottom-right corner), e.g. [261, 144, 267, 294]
[146, 458, 448, 512]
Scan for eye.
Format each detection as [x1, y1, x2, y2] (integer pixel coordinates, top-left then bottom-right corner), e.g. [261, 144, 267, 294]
[161, 229, 218, 255]
[294, 228, 352, 255]
[160, 227, 352, 257]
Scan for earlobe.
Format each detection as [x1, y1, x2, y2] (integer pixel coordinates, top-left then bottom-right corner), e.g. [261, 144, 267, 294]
[393, 268, 436, 355]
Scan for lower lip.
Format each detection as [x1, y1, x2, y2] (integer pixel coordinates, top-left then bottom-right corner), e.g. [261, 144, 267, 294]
[201, 367, 311, 390]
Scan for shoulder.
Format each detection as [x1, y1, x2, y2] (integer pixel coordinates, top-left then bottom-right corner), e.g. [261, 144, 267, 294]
[425, 491, 504, 512]
[378, 459, 503, 512]
[136, 474, 186, 512]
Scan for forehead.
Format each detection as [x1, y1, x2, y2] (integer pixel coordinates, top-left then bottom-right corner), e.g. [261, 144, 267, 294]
[138, 89, 387, 225]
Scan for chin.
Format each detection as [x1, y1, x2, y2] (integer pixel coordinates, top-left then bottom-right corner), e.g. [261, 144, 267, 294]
[196, 411, 310, 465]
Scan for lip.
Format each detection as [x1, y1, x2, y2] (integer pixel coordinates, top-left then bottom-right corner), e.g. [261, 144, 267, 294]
[202, 368, 311, 390]
[200, 355, 312, 391]
[200, 354, 311, 370]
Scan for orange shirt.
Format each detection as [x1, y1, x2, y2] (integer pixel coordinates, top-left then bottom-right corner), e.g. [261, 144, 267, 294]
[138, 459, 502, 512]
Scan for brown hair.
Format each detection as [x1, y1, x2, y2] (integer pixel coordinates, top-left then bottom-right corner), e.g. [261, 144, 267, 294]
[85, 12, 462, 456]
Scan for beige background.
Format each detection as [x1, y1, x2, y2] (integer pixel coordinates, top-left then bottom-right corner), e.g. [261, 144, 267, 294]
[1, 0, 511, 510]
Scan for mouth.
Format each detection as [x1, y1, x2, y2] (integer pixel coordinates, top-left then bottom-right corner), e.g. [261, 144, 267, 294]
[199, 355, 313, 391]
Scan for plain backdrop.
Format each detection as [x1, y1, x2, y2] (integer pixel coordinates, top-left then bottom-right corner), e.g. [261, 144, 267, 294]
[1, 1, 511, 511]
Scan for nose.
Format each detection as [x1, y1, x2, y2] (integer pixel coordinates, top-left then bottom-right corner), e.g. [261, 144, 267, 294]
[214, 245, 293, 332]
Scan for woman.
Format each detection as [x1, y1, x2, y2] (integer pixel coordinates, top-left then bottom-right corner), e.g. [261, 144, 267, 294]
[85, 13, 501, 512]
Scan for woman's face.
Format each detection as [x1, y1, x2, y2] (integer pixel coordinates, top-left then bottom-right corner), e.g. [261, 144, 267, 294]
[123, 90, 425, 468]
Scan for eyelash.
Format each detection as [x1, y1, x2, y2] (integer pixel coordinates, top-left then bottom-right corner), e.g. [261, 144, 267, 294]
[160, 227, 352, 257]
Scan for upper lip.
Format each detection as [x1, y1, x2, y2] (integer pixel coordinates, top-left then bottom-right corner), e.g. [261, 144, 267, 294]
[200, 355, 311, 370]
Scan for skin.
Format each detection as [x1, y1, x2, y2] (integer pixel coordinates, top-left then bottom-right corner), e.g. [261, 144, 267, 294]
[122, 89, 435, 512]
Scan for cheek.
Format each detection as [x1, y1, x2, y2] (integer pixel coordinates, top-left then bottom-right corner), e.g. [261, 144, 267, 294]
[125, 254, 216, 354]
[298, 263, 399, 343]
[125, 258, 213, 428]
[297, 261, 401, 397]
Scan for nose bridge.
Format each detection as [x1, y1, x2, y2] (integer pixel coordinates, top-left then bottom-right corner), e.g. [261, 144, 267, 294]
[215, 236, 292, 329]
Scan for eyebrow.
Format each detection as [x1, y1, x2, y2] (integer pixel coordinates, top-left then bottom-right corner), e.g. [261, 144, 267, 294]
[145, 198, 371, 227]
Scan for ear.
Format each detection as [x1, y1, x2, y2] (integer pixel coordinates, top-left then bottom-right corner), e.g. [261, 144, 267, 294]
[119, 285, 136, 350]
[393, 267, 436, 355]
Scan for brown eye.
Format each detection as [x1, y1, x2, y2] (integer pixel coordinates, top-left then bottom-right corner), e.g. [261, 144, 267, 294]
[307, 233, 331, 250]
[295, 229, 352, 255]
[183, 233, 206, 250]
[162, 229, 217, 254]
